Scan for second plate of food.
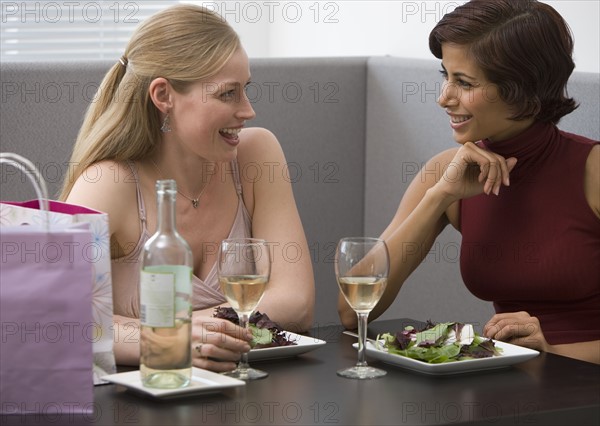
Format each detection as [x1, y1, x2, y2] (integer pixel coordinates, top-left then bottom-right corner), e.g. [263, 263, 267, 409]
[249, 332, 326, 361]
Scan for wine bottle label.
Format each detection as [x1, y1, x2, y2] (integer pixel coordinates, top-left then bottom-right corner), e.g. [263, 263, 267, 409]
[140, 270, 176, 328]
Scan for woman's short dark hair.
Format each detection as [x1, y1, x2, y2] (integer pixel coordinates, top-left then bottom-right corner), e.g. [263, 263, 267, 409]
[429, 0, 577, 124]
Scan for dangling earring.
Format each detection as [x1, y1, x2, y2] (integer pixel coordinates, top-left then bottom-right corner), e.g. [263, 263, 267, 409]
[160, 113, 172, 133]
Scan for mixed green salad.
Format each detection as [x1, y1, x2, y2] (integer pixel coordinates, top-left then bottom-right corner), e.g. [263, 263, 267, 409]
[377, 321, 502, 364]
[213, 307, 297, 348]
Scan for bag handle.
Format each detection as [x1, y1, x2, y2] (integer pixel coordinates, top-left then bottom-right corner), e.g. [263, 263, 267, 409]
[1, 152, 50, 230]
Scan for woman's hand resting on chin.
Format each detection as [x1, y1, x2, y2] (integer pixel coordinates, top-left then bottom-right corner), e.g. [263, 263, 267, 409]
[435, 141, 518, 201]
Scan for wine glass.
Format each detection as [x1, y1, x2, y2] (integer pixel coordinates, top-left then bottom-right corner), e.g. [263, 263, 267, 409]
[335, 237, 389, 379]
[217, 238, 271, 380]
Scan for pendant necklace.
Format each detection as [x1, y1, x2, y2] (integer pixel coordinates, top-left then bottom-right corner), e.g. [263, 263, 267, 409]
[150, 158, 206, 209]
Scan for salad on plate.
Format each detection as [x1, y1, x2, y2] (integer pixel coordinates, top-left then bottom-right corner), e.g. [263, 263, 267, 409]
[377, 321, 502, 364]
[213, 307, 298, 348]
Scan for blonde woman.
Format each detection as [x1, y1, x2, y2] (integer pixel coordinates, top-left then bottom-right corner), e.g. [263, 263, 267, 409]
[62, 5, 315, 372]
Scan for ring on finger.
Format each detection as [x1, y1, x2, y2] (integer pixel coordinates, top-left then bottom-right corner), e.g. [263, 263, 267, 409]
[195, 343, 207, 359]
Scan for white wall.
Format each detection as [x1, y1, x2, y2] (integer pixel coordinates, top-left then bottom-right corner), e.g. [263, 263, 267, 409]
[3, 1, 596, 71]
[224, 0, 599, 73]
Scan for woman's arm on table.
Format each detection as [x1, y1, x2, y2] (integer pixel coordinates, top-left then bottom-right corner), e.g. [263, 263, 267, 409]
[552, 341, 600, 364]
[113, 315, 141, 365]
[484, 311, 600, 364]
[237, 128, 315, 332]
[114, 314, 252, 371]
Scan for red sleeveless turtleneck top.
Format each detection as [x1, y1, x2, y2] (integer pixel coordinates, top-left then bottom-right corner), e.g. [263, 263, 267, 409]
[460, 121, 600, 345]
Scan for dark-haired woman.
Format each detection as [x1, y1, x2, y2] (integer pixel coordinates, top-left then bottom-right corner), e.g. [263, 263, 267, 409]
[338, 0, 599, 364]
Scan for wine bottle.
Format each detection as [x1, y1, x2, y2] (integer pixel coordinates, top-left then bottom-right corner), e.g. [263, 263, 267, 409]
[140, 179, 193, 388]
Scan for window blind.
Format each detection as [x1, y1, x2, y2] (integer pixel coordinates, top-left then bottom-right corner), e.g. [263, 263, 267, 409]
[0, 1, 174, 61]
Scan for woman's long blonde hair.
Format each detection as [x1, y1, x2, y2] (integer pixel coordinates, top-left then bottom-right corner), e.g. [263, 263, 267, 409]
[60, 4, 240, 199]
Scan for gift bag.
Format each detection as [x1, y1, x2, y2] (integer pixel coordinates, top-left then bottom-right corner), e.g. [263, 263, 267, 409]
[1, 199, 118, 385]
[0, 153, 113, 414]
[0, 223, 95, 414]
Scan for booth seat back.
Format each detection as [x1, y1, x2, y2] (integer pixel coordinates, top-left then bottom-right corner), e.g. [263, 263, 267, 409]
[0, 58, 368, 326]
[1, 57, 598, 328]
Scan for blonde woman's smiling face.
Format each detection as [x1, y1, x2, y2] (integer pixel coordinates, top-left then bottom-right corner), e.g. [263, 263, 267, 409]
[437, 43, 534, 144]
[169, 47, 256, 161]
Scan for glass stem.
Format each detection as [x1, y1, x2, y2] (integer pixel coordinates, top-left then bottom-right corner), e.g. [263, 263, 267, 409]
[356, 312, 369, 367]
[238, 313, 250, 370]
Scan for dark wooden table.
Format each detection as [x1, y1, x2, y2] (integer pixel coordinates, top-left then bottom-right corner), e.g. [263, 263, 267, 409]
[2, 318, 599, 425]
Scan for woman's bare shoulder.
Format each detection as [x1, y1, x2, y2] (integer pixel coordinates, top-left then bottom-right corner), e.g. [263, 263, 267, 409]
[67, 160, 139, 232]
[237, 127, 283, 162]
[584, 144, 600, 218]
[70, 160, 136, 196]
[239, 126, 277, 142]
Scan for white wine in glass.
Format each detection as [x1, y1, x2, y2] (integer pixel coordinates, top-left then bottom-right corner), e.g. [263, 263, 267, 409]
[218, 238, 270, 380]
[337, 276, 387, 313]
[336, 237, 389, 379]
[219, 275, 268, 315]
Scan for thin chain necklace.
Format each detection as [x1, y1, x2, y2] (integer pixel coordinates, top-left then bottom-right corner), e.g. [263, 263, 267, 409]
[150, 158, 206, 209]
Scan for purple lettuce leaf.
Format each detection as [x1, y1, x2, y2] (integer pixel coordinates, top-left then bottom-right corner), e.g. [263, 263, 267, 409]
[214, 306, 298, 348]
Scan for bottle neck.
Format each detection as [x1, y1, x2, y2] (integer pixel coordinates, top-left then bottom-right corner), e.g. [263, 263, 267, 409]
[156, 180, 177, 234]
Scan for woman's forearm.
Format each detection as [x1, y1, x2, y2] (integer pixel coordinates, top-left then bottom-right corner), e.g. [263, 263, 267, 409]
[549, 340, 600, 364]
[257, 287, 314, 332]
[339, 186, 453, 329]
[382, 186, 453, 294]
[113, 315, 140, 366]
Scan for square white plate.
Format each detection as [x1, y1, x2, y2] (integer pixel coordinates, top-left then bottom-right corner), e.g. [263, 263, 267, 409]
[249, 332, 326, 361]
[102, 367, 245, 398]
[355, 340, 539, 375]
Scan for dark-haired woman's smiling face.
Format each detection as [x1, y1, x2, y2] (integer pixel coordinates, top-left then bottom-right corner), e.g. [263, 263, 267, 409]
[437, 43, 534, 143]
